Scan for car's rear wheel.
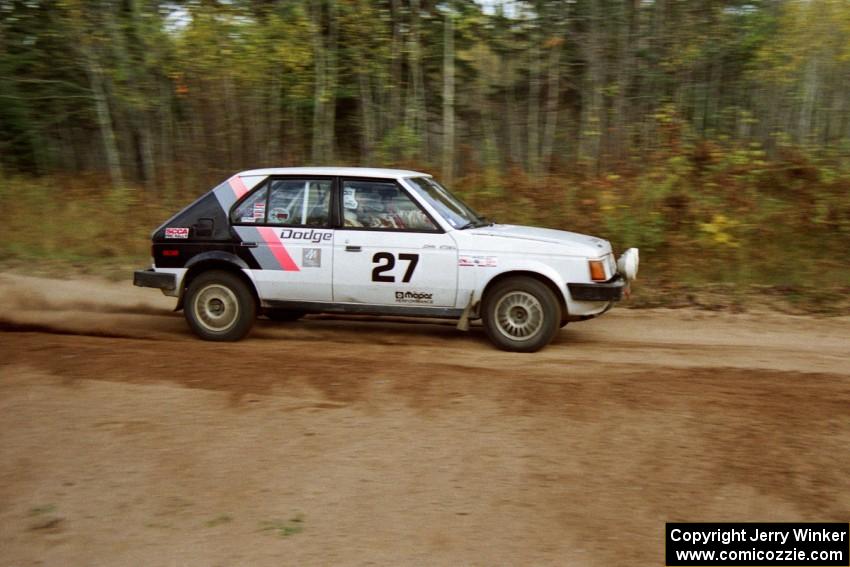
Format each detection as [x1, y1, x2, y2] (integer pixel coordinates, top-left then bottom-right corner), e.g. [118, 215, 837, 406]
[184, 270, 256, 341]
[482, 276, 561, 352]
[264, 308, 305, 322]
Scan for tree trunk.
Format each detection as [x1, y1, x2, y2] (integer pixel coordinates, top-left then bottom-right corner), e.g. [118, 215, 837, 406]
[358, 71, 375, 162]
[390, 0, 403, 143]
[311, 0, 338, 164]
[311, 1, 326, 163]
[527, 23, 541, 175]
[442, 11, 455, 183]
[82, 49, 124, 187]
[541, 35, 563, 173]
[410, 0, 428, 161]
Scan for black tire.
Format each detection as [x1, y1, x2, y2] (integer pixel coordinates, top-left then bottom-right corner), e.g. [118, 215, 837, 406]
[264, 308, 305, 322]
[481, 276, 561, 353]
[184, 270, 256, 341]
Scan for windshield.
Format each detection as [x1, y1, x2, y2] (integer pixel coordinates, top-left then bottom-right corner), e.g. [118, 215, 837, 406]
[405, 177, 486, 229]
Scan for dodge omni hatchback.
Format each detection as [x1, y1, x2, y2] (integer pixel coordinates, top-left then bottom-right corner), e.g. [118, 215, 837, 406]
[134, 167, 638, 352]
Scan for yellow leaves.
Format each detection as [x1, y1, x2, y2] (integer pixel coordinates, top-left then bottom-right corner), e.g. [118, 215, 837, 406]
[543, 36, 565, 49]
[653, 103, 679, 125]
[754, 0, 850, 84]
[599, 189, 616, 213]
[700, 214, 740, 248]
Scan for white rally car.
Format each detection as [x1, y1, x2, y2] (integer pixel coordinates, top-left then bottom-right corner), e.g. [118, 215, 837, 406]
[134, 167, 638, 352]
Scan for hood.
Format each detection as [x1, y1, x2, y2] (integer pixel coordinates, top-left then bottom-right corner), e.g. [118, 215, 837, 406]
[465, 224, 612, 256]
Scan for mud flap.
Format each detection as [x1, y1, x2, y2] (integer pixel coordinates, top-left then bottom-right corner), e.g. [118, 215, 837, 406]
[456, 291, 475, 332]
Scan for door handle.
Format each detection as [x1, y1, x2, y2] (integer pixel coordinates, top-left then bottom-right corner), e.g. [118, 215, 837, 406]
[345, 245, 362, 252]
[422, 244, 436, 249]
[241, 241, 258, 248]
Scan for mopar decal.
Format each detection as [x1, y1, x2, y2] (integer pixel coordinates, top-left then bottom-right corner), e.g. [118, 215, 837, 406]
[395, 291, 433, 304]
[302, 248, 321, 268]
[279, 228, 332, 243]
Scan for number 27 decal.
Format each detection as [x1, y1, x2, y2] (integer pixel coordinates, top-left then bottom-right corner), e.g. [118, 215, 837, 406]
[372, 252, 419, 283]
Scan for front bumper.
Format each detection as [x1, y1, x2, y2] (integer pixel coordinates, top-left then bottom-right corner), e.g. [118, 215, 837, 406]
[133, 269, 176, 291]
[568, 274, 627, 302]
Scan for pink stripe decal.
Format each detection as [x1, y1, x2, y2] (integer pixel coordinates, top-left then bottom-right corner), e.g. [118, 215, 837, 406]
[257, 227, 300, 271]
[229, 175, 249, 200]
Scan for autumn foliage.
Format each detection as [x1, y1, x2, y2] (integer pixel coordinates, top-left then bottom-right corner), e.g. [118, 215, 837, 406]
[1, 0, 849, 309]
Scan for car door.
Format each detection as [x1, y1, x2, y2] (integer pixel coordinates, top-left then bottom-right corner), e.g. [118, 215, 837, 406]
[333, 178, 458, 307]
[231, 177, 335, 302]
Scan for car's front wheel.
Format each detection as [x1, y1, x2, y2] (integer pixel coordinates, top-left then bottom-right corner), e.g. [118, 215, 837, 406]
[184, 270, 256, 341]
[481, 276, 561, 352]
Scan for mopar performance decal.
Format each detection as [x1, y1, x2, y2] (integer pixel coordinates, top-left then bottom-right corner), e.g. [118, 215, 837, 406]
[395, 291, 433, 304]
[302, 248, 321, 268]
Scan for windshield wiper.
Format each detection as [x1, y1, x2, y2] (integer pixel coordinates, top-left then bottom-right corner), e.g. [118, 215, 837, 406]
[458, 218, 493, 230]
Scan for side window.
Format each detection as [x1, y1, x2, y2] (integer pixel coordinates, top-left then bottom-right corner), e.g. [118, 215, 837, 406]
[230, 179, 331, 226]
[342, 180, 437, 231]
[267, 179, 331, 227]
[231, 186, 268, 224]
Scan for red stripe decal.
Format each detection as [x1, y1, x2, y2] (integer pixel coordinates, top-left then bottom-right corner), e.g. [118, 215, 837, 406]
[229, 175, 249, 200]
[257, 227, 300, 271]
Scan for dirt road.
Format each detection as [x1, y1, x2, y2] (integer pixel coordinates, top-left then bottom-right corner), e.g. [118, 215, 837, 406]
[1, 273, 848, 566]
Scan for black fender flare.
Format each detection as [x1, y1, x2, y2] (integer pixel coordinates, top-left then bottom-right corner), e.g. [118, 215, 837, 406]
[184, 250, 250, 271]
[176, 251, 252, 311]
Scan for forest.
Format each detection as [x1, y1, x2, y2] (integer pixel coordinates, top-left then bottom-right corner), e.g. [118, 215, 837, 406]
[1, 0, 849, 310]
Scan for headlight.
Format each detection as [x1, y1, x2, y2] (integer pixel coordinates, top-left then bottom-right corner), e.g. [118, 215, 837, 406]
[588, 259, 607, 281]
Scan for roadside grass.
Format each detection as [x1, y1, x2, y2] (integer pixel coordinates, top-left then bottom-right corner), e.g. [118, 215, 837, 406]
[204, 514, 233, 528]
[28, 504, 56, 516]
[27, 504, 64, 531]
[144, 522, 173, 529]
[260, 514, 305, 538]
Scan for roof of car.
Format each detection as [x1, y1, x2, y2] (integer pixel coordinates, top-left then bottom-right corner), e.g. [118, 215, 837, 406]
[237, 167, 431, 179]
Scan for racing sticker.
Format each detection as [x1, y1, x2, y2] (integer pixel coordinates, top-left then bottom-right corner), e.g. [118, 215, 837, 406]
[270, 208, 289, 222]
[343, 187, 358, 210]
[459, 255, 497, 267]
[165, 227, 190, 239]
[395, 291, 433, 304]
[302, 248, 321, 268]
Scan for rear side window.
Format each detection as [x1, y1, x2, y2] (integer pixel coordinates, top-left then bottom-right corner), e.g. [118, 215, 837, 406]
[232, 186, 268, 224]
[231, 179, 332, 227]
[267, 179, 331, 226]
